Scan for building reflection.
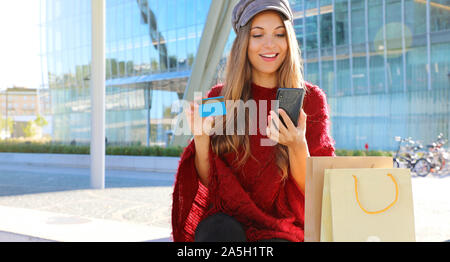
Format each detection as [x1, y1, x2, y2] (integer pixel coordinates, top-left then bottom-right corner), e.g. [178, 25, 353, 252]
[39, 0, 449, 150]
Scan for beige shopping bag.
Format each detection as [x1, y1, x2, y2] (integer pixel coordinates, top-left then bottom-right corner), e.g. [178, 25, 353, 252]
[320, 168, 415, 242]
[305, 156, 393, 242]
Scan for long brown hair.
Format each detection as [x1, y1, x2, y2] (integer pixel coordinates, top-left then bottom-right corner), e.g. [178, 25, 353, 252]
[210, 13, 307, 181]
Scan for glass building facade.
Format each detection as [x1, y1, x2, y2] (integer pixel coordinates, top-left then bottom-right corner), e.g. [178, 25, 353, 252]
[290, 0, 449, 150]
[40, 0, 449, 150]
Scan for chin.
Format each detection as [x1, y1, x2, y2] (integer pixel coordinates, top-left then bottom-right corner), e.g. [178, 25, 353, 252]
[254, 65, 279, 74]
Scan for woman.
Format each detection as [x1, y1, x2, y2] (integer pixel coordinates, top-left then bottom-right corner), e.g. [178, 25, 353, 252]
[172, 0, 335, 242]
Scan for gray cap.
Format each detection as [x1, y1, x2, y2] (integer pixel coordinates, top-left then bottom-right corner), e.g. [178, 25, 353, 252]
[231, 0, 293, 34]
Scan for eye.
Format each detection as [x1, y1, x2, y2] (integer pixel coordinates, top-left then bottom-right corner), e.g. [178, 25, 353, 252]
[252, 35, 262, 38]
[276, 34, 286, 37]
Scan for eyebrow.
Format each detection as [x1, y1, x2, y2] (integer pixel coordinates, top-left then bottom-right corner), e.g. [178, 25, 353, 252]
[250, 25, 285, 31]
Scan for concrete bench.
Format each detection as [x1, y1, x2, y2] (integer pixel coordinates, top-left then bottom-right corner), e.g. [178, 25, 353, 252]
[0, 153, 180, 174]
[0, 205, 171, 242]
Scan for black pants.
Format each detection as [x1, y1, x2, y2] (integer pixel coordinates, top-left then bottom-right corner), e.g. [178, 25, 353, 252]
[194, 213, 290, 242]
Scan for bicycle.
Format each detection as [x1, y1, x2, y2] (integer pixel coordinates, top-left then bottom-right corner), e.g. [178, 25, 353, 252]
[425, 133, 449, 176]
[393, 136, 430, 177]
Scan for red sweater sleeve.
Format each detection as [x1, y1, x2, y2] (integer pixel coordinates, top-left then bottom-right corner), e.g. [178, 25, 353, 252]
[303, 82, 336, 157]
[183, 181, 209, 241]
[171, 84, 224, 242]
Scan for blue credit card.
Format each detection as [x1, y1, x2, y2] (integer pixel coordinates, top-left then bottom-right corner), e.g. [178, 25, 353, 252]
[199, 96, 226, 117]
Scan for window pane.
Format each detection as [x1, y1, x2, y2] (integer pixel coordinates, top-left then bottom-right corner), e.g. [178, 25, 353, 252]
[404, 0, 426, 36]
[177, 29, 188, 70]
[167, 29, 177, 71]
[335, 0, 349, 46]
[307, 61, 319, 86]
[368, 0, 385, 94]
[336, 57, 350, 96]
[176, 0, 186, 29]
[159, 32, 168, 71]
[430, 0, 450, 32]
[431, 42, 450, 89]
[305, 10, 318, 51]
[157, 0, 168, 31]
[405, 46, 427, 91]
[321, 60, 334, 96]
[320, 12, 333, 48]
[387, 56, 403, 93]
[369, 52, 385, 94]
[195, 0, 209, 25]
[353, 56, 368, 95]
[294, 17, 305, 49]
[368, 0, 383, 44]
[187, 25, 196, 67]
[351, 0, 365, 45]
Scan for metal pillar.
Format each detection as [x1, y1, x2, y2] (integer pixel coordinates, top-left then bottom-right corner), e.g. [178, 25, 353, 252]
[426, 0, 432, 91]
[317, 0, 322, 90]
[302, 0, 307, 78]
[348, 0, 354, 96]
[365, 0, 370, 95]
[146, 84, 153, 147]
[90, 0, 106, 189]
[382, 0, 389, 94]
[332, 0, 337, 96]
[401, 0, 407, 93]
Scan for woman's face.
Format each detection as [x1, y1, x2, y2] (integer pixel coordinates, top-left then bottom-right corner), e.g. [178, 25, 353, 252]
[247, 11, 288, 77]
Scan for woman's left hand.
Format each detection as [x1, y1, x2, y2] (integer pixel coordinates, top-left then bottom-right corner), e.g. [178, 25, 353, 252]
[266, 108, 307, 148]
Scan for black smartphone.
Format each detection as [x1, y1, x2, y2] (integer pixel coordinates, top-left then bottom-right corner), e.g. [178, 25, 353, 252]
[275, 87, 305, 128]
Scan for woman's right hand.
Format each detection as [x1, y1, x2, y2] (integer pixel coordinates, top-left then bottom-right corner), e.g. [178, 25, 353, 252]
[185, 97, 215, 138]
[187, 97, 214, 187]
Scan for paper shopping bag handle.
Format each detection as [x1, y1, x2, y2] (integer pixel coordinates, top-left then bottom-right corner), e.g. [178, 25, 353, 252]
[352, 174, 399, 215]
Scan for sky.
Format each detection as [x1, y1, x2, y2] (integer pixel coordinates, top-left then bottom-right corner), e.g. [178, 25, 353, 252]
[0, 0, 42, 91]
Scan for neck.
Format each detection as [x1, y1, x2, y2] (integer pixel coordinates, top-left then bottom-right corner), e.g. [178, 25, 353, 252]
[252, 70, 277, 88]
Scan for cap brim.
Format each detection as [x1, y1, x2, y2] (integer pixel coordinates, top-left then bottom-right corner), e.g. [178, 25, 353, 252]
[240, 5, 290, 29]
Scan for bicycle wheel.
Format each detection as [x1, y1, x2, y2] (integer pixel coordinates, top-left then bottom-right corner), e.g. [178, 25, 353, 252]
[413, 158, 431, 177]
[393, 159, 400, 168]
[395, 157, 411, 169]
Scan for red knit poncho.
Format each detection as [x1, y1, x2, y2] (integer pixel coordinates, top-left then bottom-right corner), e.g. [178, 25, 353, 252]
[171, 82, 336, 242]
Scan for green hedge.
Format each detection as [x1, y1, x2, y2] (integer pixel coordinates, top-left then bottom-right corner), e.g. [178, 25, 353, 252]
[0, 141, 184, 157]
[335, 149, 393, 157]
[0, 141, 393, 158]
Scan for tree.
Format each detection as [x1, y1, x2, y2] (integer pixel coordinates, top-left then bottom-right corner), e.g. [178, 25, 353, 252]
[0, 116, 14, 132]
[34, 114, 48, 128]
[0, 116, 14, 137]
[187, 53, 195, 67]
[22, 115, 48, 138]
[23, 120, 37, 138]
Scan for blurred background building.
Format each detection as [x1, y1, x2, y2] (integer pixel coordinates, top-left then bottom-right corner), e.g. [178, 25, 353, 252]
[38, 0, 449, 150]
[0, 87, 51, 139]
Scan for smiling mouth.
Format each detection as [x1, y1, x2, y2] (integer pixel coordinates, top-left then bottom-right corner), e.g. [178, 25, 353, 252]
[260, 53, 279, 58]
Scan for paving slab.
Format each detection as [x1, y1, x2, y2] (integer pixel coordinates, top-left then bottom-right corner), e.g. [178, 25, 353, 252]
[0, 205, 171, 242]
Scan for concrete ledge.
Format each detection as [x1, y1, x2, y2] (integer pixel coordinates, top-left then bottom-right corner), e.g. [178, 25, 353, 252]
[0, 231, 54, 242]
[0, 205, 171, 242]
[0, 153, 180, 174]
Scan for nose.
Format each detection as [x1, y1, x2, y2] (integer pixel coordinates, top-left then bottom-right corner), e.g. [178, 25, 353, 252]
[263, 35, 276, 48]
